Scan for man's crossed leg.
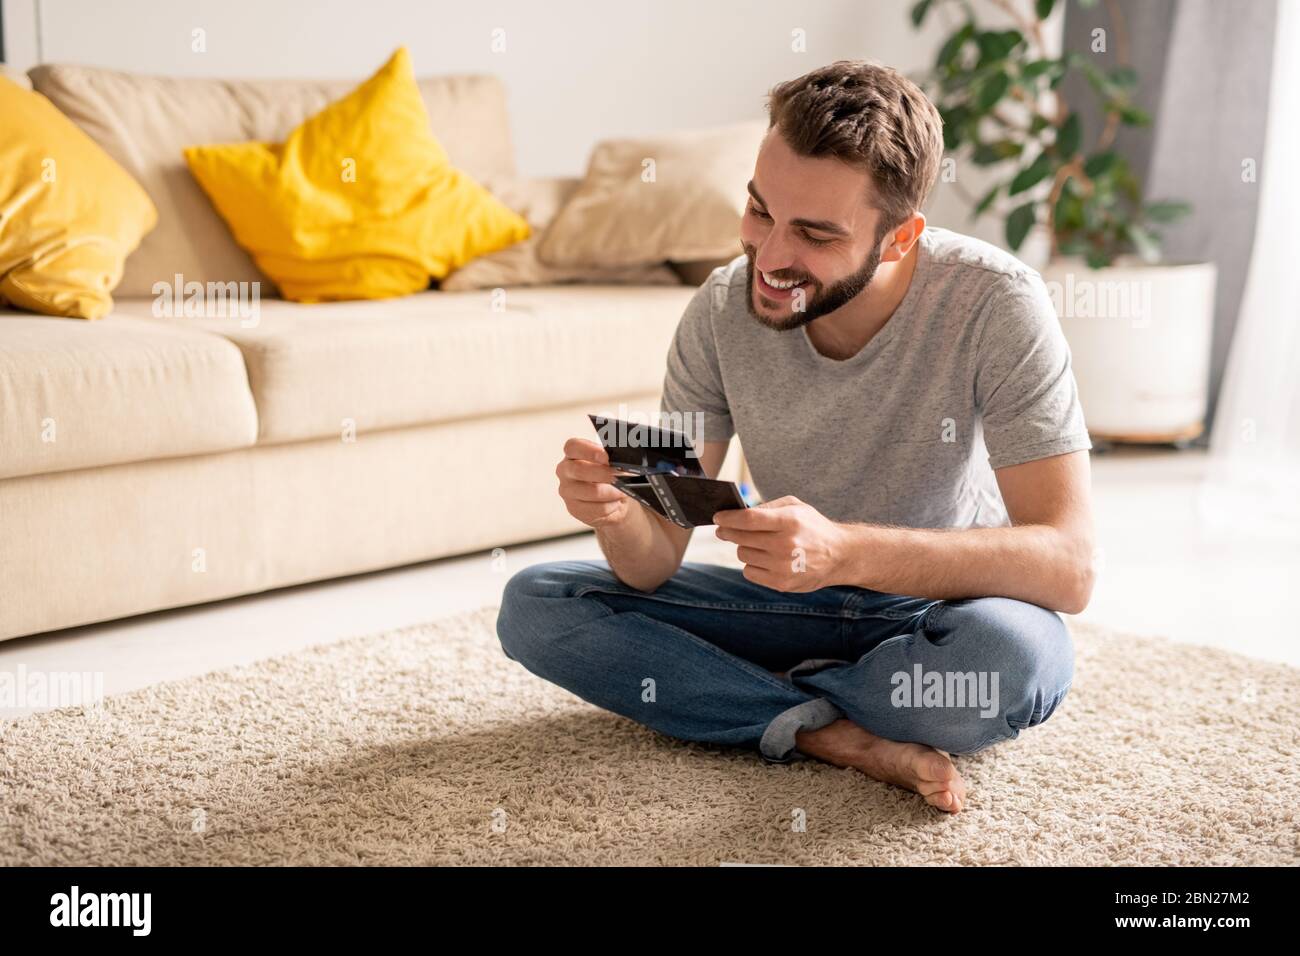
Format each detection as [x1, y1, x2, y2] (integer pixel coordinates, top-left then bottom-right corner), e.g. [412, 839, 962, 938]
[496, 559, 1074, 814]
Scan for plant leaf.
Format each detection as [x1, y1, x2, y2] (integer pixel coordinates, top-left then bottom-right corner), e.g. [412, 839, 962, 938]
[1021, 58, 1062, 82]
[1126, 224, 1161, 264]
[1054, 182, 1084, 230]
[973, 183, 1002, 218]
[911, 0, 934, 28]
[976, 30, 1023, 66]
[1083, 152, 1119, 178]
[1035, 0, 1057, 19]
[936, 22, 974, 71]
[1108, 67, 1138, 88]
[1056, 112, 1081, 157]
[971, 140, 1021, 166]
[1007, 203, 1036, 250]
[1118, 103, 1151, 126]
[1144, 200, 1192, 223]
[1009, 151, 1053, 195]
[973, 70, 1010, 112]
[939, 104, 970, 150]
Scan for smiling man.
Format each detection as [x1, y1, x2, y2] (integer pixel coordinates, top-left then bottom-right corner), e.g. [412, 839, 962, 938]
[497, 61, 1094, 814]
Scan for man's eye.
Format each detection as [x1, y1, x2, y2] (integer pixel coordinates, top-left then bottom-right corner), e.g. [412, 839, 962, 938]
[802, 232, 834, 246]
[748, 203, 772, 220]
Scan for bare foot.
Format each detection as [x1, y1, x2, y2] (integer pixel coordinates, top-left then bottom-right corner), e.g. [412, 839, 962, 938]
[794, 718, 966, 813]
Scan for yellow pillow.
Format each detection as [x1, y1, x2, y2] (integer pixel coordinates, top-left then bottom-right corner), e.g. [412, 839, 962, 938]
[0, 77, 157, 319]
[183, 48, 530, 302]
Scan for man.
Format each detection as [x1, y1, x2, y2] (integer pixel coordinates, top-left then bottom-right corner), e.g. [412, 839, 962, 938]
[497, 61, 1093, 814]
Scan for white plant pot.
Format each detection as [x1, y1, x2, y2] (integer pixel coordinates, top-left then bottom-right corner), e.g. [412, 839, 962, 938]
[1039, 256, 1218, 444]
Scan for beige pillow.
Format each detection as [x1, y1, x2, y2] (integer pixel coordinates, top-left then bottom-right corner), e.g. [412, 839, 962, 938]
[440, 177, 679, 291]
[537, 120, 767, 269]
[669, 258, 739, 286]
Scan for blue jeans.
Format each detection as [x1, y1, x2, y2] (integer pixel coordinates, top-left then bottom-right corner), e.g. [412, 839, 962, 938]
[496, 559, 1073, 763]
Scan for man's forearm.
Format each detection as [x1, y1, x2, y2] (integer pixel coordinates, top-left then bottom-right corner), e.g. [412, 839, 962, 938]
[596, 505, 682, 592]
[835, 522, 1095, 614]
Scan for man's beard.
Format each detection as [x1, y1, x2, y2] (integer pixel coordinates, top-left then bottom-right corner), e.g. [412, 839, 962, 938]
[743, 239, 883, 332]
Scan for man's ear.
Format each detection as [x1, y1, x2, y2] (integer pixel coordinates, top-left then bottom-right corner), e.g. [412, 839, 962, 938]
[880, 213, 926, 262]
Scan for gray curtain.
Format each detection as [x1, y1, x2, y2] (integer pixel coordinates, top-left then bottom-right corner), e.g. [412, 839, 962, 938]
[1061, 0, 1279, 441]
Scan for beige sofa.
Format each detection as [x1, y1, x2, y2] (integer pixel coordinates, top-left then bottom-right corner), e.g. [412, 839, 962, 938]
[0, 65, 743, 642]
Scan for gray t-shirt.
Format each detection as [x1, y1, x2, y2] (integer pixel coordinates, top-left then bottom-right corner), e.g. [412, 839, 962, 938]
[658, 226, 1091, 529]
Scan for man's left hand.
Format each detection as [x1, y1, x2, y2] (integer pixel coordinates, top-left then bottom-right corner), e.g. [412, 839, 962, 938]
[713, 495, 849, 592]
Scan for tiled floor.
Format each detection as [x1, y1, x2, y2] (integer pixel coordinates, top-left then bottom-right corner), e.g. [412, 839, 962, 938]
[2, 445, 1296, 719]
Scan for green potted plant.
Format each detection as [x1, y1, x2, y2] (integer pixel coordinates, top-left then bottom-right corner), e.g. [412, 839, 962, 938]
[911, 0, 1218, 447]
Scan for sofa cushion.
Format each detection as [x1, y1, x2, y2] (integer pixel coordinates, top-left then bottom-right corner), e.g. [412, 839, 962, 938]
[114, 285, 696, 445]
[183, 48, 530, 302]
[440, 177, 681, 291]
[538, 120, 766, 268]
[0, 312, 258, 479]
[0, 77, 157, 320]
[28, 64, 517, 298]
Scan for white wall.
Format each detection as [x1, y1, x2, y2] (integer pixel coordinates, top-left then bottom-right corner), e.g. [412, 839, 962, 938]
[4, 0, 1063, 248]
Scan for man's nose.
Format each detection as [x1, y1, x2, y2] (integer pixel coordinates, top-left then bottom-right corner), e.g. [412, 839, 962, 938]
[753, 233, 796, 274]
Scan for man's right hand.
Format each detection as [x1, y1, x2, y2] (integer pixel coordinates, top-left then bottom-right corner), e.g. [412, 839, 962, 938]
[556, 438, 635, 530]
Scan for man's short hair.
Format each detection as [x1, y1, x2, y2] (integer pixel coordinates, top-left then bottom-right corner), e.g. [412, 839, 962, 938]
[766, 60, 945, 241]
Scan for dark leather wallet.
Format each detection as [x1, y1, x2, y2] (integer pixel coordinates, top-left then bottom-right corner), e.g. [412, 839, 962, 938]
[587, 413, 706, 477]
[590, 414, 751, 528]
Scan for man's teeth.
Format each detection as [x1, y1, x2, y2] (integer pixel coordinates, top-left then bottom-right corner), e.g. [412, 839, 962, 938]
[762, 271, 804, 290]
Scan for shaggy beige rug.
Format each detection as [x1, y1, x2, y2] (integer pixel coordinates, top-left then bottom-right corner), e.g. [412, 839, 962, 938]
[1, 607, 1296, 866]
